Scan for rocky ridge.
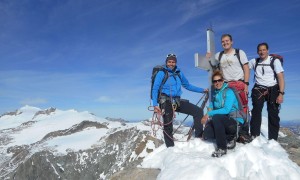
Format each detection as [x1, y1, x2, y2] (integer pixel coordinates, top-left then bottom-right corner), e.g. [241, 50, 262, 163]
[278, 127, 300, 166]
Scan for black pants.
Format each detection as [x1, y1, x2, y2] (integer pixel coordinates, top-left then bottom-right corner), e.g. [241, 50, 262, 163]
[160, 99, 203, 147]
[203, 114, 237, 149]
[250, 84, 280, 140]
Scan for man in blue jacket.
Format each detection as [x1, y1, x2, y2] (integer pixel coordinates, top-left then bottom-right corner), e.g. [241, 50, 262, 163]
[152, 54, 207, 147]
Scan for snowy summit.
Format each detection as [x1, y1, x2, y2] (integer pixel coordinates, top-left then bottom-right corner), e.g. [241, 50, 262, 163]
[0, 106, 300, 180]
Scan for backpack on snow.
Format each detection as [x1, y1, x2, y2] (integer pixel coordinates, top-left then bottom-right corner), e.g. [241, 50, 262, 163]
[254, 54, 283, 82]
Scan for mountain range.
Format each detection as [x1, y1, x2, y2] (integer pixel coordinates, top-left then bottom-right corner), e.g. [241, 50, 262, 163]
[1, 106, 300, 180]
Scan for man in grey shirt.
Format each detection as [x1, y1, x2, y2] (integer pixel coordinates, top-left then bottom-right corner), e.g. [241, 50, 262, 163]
[206, 34, 250, 143]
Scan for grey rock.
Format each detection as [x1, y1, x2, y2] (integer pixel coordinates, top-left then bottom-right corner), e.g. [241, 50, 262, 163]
[41, 120, 108, 142]
[278, 127, 300, 166]
[0, 110, 22, 118]
[1, 126, 163, 180]
[32, 107, 56, 119]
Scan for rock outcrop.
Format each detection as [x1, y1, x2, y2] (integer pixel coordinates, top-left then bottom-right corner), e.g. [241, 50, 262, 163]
[278, 127, 300, 166]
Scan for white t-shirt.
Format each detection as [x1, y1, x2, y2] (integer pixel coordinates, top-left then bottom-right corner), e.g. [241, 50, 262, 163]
[214, 49, 248, 81]
[249, 55, 284, 87]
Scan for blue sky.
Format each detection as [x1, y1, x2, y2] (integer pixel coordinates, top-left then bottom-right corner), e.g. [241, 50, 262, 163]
[1, 0, 300, 121]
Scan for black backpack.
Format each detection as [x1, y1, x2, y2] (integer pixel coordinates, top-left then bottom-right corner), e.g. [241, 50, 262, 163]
[217, 49, 244, 71]
[150, 65, 168, 102]
[150, 65, 181, 103]
[254, 54, 283, 81]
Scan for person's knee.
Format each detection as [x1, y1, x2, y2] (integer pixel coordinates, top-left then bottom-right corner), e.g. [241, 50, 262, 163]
[226, 124, 237, 134]
[211, 114, 224, 121]
[190, 107, 203, 120]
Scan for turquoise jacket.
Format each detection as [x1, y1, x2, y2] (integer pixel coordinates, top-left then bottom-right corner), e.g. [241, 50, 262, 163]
[208, 82, 244, 124]
[152, 65, 204, 106]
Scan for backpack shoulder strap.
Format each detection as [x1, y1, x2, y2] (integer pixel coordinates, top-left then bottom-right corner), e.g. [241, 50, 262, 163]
[269, 55, 278, 81]
[221, 87, 229, 107]
[235, 48, 244, 71]
[215, 51, 224, 70]
[218, 51, 224, 62]
[269, 55, 278, 71]
[175, 70, 182, 80]
[161, 69, 169, 85]
[253, 58, 260, 82]
[254, 58, 260, 71]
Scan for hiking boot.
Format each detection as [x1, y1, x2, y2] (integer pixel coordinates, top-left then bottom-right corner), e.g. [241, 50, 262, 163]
[211, 148, 227, 157]
[237, 134, 252, 144]
[227, 138, 236, 149]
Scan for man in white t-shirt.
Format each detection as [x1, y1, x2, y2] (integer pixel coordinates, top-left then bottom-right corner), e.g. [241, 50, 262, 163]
[207, 34, 250, 143]
[214, 35, 250, 85]
[249, 42, 285, 140]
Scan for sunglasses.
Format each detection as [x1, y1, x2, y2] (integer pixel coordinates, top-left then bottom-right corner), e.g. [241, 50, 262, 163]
[167, 53, 176, 58]
[212, 79, 223, 83]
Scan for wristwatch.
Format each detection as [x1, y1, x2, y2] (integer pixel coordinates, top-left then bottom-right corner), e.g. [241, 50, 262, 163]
[244, 81, 249, 85]
[279, 91, 285, 95]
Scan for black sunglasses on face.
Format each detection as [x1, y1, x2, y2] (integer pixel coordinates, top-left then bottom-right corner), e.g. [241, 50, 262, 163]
[167, 53, 176, 58]
[212, 79, 223, 83]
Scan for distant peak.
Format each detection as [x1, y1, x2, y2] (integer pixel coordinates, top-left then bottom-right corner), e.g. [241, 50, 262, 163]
[19, 105, 41, 111]
[32, 107, 57, 119]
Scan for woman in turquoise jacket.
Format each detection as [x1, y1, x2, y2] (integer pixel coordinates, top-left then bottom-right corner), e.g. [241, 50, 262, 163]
[201, 70, 244, 157]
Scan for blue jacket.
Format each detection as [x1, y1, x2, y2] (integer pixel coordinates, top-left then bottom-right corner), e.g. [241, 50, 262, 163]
[208, 82, 244, 124]
[152, 65, 204, 106]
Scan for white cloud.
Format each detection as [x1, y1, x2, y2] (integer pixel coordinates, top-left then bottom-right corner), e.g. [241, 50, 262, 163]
[20, 98, 47, 105]
[95, 96, 116, 103]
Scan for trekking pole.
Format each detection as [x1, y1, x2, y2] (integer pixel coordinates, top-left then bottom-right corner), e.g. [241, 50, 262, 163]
[187, 92, 209, 141]
[172, 93, 206, 135]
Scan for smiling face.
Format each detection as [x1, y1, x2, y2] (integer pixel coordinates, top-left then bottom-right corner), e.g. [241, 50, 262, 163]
[212, 75, 224, 90]
[221, 35, 233, 51]
[166, 59, 176, 70]
[257, 44, 269, 60]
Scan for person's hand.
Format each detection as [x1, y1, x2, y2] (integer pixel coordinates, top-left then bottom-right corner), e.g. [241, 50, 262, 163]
[203, 88, 209, 93]
[201, 114, 209, 125]
[244, 84, 249, 94]
[154, 106, 162, 114]
[206, 52, 212, 60]
[276, 94, 284, 104]
[206, 106, 212, 112]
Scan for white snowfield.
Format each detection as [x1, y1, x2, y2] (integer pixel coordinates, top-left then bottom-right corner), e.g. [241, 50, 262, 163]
[1, 105, 300, 180]
[141, 117, 300, 180]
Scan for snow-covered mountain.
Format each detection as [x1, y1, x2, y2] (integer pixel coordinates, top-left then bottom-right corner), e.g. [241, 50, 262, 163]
[0, 106, 164, 179]
[1, 106, 300, 180]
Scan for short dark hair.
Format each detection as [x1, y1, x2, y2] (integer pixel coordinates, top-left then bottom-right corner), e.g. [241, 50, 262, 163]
[257, 42, 269, 52]
[221, 34, 233, 41]
[212, 70, 224, 82]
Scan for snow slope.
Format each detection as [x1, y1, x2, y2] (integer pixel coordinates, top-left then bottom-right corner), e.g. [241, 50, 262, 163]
[1, 106, 300, 180]
[141, 117, 300, 180]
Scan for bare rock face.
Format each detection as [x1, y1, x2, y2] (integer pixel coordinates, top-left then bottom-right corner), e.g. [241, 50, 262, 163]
[32, 107, 56, 119]
[0, 109, 22, 118]
[41, 120, 108, 141]
[2, 127, 162, 180]
[278, 127, 300, 166]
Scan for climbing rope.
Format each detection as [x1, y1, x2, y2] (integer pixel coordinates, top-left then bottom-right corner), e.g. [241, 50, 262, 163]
[148, 92, 208, 142]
